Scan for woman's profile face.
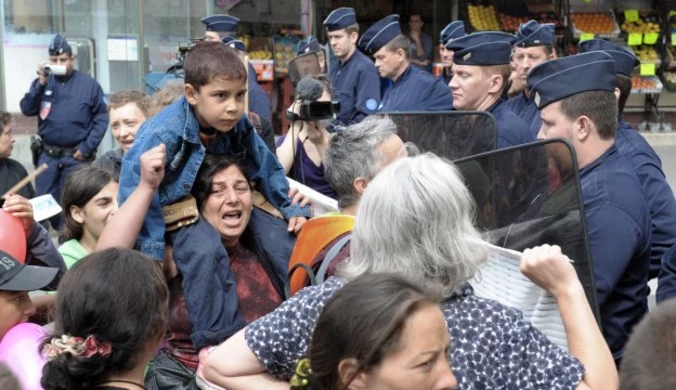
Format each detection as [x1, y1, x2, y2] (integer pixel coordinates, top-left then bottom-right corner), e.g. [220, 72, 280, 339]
[349, 304, 457, 390]
[72, 181, 119, 241]
[201, 165, 253, 248]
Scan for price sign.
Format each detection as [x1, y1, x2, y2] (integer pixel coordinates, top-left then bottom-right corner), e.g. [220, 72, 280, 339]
[580, 33, 594, 42]
[643, 32, 659, 45]
[640, 63, 656, 77]
[628, 33, 643, 46]
[624, 9, 639, 22]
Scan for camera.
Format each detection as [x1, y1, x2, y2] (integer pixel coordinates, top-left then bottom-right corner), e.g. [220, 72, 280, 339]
[42, 64, 67, 76]
[286, 101, 340, 121]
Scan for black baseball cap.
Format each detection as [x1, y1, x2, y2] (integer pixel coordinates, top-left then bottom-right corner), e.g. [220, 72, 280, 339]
[0, 250, 58, 291]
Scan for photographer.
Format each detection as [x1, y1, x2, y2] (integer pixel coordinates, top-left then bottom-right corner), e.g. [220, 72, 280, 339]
[19, 34, 108, 229]
[276, 75, 338, 199]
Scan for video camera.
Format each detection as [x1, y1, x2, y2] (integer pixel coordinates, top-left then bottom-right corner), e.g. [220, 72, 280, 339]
[287, 101, 341, 121]
[177, 38, 205, 62]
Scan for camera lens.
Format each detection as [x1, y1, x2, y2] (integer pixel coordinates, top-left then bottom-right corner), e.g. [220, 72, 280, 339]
[43, 65, 52, 76]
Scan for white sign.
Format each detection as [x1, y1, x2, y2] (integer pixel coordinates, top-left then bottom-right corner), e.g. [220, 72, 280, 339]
[107, 37, 139, 61]
[29, 195, 62, 222]
[287, 178, 339, 216]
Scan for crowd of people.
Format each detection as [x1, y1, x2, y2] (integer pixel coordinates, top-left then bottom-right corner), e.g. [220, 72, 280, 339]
[0, 5, 675, 390]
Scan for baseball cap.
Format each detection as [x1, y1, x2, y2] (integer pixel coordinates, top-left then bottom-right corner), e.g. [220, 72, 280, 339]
[0, 250, 58, 292]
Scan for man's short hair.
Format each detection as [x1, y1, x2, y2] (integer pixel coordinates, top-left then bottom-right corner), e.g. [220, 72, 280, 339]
[620, 298, 676, 390]
[616, 74, 632, 114]
[344, 23, 360, 35]
[324, 115, 398, 208]
[482, 64, 511, 95]
[384, 34, 411, 58]
[0, 111, 11, 133]
[108, 90, 151, 117]
[184, 41, 247, 91]
[560, 90, 617, 140]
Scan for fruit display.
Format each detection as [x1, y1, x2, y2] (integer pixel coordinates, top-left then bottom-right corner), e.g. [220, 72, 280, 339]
[620, 17, 660, 35]
[272, 36, 300, 76]
[572, 13, 620, 37]
[499, 14, 528, 32]
[634, 45, 660, 63]
[468, 5, 501, 31]
[631, 75, 662, 94]
[248, 50, 272, 60]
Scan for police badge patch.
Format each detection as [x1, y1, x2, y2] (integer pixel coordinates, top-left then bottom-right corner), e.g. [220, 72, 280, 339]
[40, 101, 52, 120]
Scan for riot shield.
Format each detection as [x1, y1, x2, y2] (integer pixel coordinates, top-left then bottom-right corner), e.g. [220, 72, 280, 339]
[287, 52, 322, 85]
[454, 139, 600, 321]
[389, 111, 497, 160]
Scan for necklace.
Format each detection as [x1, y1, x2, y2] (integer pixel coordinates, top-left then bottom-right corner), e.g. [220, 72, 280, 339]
[97, 379, 147, 390]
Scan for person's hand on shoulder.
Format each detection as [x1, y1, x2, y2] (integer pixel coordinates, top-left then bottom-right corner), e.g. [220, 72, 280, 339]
[2, 194, 35, 237]
[139, 144, 166, 192]
[520, 244, 582, 298]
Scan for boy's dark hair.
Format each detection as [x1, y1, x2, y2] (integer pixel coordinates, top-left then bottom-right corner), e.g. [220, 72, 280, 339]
[616, 74, 632, 114]
[58, 166, 116, 244]
[560, 90, 618, 140]
[302, 273, 442, 390]
[620, 298, 676, 390]
[108, 90, 150, 117]
[384, 34, 411, 59]
[192, 154, 250, 210]
[41, 248, 168, 390]
[0, 111, 12, 133]
[184, 41, 247, 91]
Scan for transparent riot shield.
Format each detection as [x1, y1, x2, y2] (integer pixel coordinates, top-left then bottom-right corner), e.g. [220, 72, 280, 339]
[287, 52, 322, 85]
[454, 139, 600, 320]
[389, 111, 497, 160]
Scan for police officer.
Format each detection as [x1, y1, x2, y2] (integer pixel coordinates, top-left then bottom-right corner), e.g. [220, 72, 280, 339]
[296, 36, 327, 74]
[438, 21, 466, 85]
[505, 21, 557, 137]
[448, 32, 534, 148]
[579, 39, 676, 303]
[323, 7, 381, 125]
[19, 35, 108, 229]
[201, 14, 239, 41]
[359, 15, 452, 112]
[529, 52, 652, 363]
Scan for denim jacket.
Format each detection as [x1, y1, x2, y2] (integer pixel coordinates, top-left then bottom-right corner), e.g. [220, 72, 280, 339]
[119, 96, 310, 260]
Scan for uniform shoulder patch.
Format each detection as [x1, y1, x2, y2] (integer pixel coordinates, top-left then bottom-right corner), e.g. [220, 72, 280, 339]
[366, 98, 378, 112]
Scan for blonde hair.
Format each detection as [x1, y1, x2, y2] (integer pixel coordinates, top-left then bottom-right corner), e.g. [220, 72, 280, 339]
[149, 80, 185, 117]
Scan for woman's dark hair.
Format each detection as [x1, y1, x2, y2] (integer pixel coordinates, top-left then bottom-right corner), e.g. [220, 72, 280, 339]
[0, 111, 12, 132]
[191, 154, 250, 210]
[58, 166, 116, 244]
[302, 273, 443, 390]
[41, 248, 169, 390]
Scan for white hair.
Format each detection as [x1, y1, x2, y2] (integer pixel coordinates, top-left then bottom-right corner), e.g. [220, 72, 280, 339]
[336, 153, 489, 296]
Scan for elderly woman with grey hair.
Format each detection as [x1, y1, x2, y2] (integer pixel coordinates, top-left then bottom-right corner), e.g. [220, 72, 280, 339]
[202, 154, 617, 390]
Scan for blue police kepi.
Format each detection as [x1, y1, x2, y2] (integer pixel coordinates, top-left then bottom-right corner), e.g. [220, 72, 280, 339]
[358, 15, 452, 112]
[323, 7, 381, 124]
[438, 21, 466, 85]
[505, 21, 556, 137]
[222, 37, 273, 124]
[580, 38, 676, 302]
[449, 32, 534, 148]
[529, 52, 652, 361]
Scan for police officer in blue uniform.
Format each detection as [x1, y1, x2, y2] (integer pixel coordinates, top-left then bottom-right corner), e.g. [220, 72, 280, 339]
[20, 35, 108, 229]
[505, 21, 557, 137]
[358, 15, 452, 112]
[438, 21, 466, 85]
[322, 7, 381, 125]
[580, 39, 676, 303]
[202, 14, 239, 41]
[296, 36, 327, 74]
[529, 52, 652, 362]
[448, 32, 534, 148]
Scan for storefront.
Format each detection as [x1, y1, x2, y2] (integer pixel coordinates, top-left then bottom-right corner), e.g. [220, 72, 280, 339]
[1, 0, 674, 134]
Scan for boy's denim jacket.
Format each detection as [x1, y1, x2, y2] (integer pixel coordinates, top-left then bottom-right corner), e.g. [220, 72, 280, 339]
[118, 96, 310, 260]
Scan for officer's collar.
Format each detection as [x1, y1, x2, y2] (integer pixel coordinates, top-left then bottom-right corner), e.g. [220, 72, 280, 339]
[580, 142, 618, 175]
[486, 97, 506, 113]
[392, 64, 414, 85]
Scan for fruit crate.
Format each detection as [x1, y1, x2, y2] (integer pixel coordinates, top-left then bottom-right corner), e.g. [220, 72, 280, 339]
[498, 11, 563, 34]
[272, 35, 301, 77]
[571, 11, 621, 39]
[629, 45, 662, 67]
[467, 3, 501, 31]
[631, 75, 663, 94]
[616, 10, 661, 46]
